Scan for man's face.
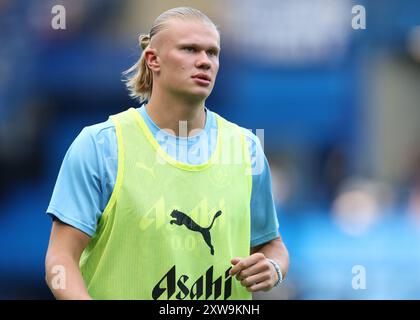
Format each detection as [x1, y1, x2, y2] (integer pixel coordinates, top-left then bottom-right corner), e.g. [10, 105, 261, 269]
[151, 19, 220, 101]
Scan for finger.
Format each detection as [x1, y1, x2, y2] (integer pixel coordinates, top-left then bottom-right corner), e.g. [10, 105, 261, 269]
[230, 253, 265, 276]
[236, 260, 269, 281]
[245, 280, 272, 293]
[229, 257, 242, 276]
[240, 271, 272, 288]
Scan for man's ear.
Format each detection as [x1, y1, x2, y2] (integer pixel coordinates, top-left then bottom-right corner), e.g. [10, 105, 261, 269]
[144, 48, 160, 72]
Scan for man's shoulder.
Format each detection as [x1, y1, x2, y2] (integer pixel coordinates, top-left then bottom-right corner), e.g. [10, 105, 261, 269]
[80, 107, 141, 149]
[80, 116, 117, 144]
[211, 110, 262, 147]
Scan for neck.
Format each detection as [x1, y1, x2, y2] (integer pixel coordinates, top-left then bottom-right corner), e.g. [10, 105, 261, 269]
[145, 88, 206, 137]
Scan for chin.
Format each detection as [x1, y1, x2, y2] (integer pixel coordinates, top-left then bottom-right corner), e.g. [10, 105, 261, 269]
[186, 89, 211, 101]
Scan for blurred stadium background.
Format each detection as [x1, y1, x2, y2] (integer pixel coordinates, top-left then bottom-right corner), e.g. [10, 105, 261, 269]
[1, 0, 420, 299]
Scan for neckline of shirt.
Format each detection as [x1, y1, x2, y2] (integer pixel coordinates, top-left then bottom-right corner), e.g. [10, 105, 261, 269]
[137, 104, 214, 143]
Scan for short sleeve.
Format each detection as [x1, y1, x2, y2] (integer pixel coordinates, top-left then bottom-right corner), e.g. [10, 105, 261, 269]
[242, 128, 280, 247]
[46, 126, 104, 237]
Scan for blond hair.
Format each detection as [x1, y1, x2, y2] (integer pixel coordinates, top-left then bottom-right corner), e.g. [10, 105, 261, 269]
[122, 7, 219, 103]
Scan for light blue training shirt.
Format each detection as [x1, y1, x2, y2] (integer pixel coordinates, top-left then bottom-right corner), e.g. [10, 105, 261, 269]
[47, 105, 280, 247]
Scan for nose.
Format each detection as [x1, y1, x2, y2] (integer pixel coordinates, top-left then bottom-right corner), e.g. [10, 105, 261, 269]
[195, 51, 211, 70]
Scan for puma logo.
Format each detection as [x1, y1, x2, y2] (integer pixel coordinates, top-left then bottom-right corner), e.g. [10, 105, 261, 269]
[170, 209, 222, 255]
[136, 161, 155, 178]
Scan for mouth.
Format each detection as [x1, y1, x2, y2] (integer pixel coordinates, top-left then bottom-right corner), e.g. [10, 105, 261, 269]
[191, 74, 211, 86]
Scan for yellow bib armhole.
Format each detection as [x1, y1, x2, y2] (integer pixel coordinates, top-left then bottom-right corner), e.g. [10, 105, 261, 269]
[240, 131, 253, 205]
[97, 116, 125, 227]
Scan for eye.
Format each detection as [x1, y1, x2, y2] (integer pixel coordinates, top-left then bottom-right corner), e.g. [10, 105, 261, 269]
[183, 47, 196, 53]
[207, 50, 218, 57]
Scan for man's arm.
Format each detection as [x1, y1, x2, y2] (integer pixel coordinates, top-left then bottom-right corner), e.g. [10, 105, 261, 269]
[230, 236, 289, 292]
[45, 219, 92, 300]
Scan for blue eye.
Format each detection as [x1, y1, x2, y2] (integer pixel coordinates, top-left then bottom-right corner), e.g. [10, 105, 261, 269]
[184, 47, 196, 53]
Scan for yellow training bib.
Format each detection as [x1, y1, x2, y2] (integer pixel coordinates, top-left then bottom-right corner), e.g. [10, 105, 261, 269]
[80, 108, 252, 300]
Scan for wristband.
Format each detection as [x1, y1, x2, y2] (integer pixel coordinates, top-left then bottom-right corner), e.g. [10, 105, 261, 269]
[267, 258, 283, 287]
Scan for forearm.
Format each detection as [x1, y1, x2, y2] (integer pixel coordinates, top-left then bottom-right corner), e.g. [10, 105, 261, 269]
[253, 237, 289, 280]
[45, 254, 92, 300]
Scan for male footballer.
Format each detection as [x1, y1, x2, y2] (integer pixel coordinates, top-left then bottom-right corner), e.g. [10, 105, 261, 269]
[45, 7, 289, 300]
